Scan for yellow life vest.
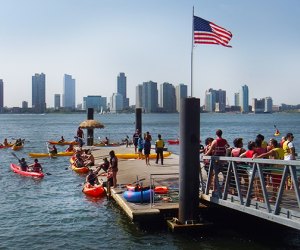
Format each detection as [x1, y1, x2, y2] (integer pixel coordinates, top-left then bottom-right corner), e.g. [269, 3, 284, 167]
[283, 141, 291, 156]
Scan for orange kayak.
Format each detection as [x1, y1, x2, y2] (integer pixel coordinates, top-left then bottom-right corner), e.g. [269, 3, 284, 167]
[82, 183, 106, 197]
[70, 157, 89, 173]
[48, 140, 78, 146]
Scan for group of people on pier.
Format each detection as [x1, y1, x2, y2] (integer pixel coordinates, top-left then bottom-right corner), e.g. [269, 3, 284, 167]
[202, 129, 297, 200]
[132, 129, 165, 166]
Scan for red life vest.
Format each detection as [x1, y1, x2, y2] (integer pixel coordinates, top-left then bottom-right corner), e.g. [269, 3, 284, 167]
[214, 138, 228, 156]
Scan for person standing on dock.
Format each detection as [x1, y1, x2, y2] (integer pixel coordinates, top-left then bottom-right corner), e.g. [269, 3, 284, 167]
[155, 134, 165, 165]
[133, 129, 140, 153]
[108, 150, 118, 188]
[144, 135, 151, 166]
[77, 127, 84, 139]
[137, 134, 144, 159]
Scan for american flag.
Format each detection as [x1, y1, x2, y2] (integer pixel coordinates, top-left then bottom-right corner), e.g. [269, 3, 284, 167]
[193, 16, 232, 47]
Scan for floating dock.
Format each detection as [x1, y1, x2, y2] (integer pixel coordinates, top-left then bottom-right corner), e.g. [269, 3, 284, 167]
[90, 144, 207, 224]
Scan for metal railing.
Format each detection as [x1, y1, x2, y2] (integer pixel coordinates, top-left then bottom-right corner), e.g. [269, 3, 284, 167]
[201, 156, 300, 230]
[149, 173, 179, 208]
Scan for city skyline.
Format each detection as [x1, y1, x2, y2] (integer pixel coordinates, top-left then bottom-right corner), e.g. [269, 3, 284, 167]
[1, 1, 300, 107]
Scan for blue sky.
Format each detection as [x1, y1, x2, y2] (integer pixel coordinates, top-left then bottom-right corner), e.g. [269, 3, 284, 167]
[1, 0, 299, 107]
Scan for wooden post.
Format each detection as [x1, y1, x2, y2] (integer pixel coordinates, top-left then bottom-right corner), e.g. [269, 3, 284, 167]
[87, 108, 94, 146]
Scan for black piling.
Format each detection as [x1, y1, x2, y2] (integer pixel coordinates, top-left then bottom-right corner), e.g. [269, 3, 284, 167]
[87, 108, 94, 146]
[178, 97, 200, 224]
[135, 108, 142, 134]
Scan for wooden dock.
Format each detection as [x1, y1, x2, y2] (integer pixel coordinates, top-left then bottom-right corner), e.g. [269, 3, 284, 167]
[90, 145, 185, 222]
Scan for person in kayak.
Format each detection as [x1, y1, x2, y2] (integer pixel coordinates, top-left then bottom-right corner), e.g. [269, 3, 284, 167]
[19, 158, 28, 171]
[29, 159, 43, 173]
[74, 153, 85, 168]
[86, 168, 100, 186]
[65, 144, 74, 152]
[82, 150, 95, 166]
[49, 145, 58, 155]
[58, 136, 65, 143]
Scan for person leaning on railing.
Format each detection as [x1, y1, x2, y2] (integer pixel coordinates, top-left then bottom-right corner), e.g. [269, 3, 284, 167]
[255, 139, 284, 202]
[283, 133, 297, 190]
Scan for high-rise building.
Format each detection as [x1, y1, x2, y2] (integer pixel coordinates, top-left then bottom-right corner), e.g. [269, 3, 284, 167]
[0, 79, 3, 108]
[110, 93, 123, 113]
[264, 97, 273, 113]
[204, 89, 216, 112]
[252, 97, 273, 113]
[32, 73, 46, 113]
[204, 88, 226, 112]
[175, 84, 188, 112]
[252, 98, 264, 113]
[240, 85, 249, 113]
[83, 95, 107, 112]
[117, 72, 129, 109]
[142, 81, 158, 113]
[234, 92, 240, 106]
[63, 74, 75, 110]
[160, 82, 176, 112]
[54, 94, 61, 110]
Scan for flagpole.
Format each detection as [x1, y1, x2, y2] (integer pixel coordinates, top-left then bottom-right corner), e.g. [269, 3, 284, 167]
[191, 6, 194, 97]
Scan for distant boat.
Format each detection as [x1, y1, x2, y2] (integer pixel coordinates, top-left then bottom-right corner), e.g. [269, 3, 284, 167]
[99, 106, 103, 115]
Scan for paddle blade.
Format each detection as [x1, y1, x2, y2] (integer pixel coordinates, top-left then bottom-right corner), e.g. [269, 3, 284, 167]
[11, 152, 20, 161]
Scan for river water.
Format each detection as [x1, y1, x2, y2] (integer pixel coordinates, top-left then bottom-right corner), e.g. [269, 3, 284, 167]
[0, 113, 299, 249]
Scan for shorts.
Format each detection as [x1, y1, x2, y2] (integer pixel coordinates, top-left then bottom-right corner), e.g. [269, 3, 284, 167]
[271, 173, 282, 186]
[138, 148, 143, 153]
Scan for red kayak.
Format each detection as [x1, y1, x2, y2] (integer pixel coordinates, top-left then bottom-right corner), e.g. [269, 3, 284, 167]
[83, 183, 106, 197]
[10, 163, 44, 178]
[167, 139, 179, 145]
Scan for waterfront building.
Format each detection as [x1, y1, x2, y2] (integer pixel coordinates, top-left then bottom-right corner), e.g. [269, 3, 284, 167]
[240, 85, 249, 113]
[252, 97, 273, 113]
[204, 89, 216, 112]
[54, 94, 60, 110]
[83, 95, 107, 112]
[0, 79, 3, 108]
[264, 97, 273, 113]
[32, 73, 46, 113]
[63, 74, 75, 110]
[117, 72, 129, 109]
[204, 88, 226, 112]
[160, 82, 176, 112]
[252, 98, 264, 113]
[22, 101, 28, 109]
[175, 84, 188, 112]
[142, 81, 158, 113]
[234, 92, 240, 106]
[110, 93, 123, 113]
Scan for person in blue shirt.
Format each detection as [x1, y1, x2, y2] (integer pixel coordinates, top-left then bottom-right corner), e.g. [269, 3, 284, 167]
[137, 134, 144, 159]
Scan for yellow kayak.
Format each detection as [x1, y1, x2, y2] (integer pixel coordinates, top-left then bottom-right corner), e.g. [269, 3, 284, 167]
[28, 151, 74, 158]
[116, 151, 172, 159]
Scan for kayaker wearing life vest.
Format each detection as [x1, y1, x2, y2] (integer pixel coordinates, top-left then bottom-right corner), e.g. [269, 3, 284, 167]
[205, 129, 229, 157]
[19, 158, 28, 171]
[283, 133, 296, 160]
[29, 159, 43, 173]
